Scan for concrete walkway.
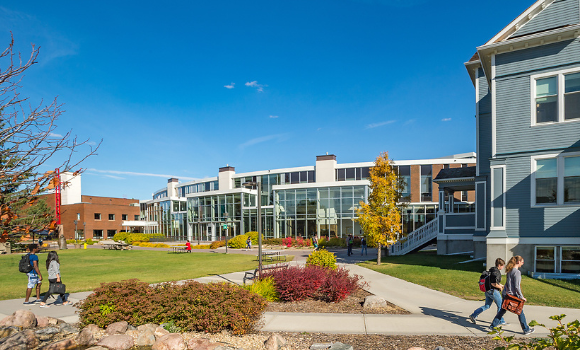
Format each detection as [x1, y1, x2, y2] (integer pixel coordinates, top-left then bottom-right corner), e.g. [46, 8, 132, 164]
[2, 248, 579, 338]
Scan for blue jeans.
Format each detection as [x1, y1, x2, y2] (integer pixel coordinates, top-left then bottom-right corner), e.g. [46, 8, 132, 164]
[361, 245, 367, 255]
[470, 289, 505, 323]
[490, 296, 530, 332]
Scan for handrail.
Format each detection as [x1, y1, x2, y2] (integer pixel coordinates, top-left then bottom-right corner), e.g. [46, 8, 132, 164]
[389, 216, 438, 256]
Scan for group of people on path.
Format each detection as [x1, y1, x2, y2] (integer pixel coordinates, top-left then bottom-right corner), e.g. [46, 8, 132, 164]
[23, 244, 70, 308]
[469, 255, 535, 335]
[346, 234, 367, 256]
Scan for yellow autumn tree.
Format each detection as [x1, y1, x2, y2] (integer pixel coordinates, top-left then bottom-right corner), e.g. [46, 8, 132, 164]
[356, 152, 402, 265]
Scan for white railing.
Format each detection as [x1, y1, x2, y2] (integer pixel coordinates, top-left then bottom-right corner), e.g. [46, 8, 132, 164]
[389, 216, 439, 256]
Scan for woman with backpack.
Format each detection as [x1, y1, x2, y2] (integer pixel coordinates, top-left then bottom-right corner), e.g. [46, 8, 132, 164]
[39, 251, 70, 308]
[489, 256, 534, 335]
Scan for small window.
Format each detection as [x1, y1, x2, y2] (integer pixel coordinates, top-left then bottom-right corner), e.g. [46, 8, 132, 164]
[561, 246, 580, 273]
[134, 215, 140, 220]
[93, 230, 103, 239]
[121, 214, 128, 220]
[77, 213, 80, 220]
[94, 213, 101, 220]
[564, 156, 580, 203]
[108, 214, 115, 220]
[536, 158, 558, 204]
[106, 230, 116, 238]
[535, 246, 556, 273]
[535, 76, 558, 123]
[564, 73, 580, 120]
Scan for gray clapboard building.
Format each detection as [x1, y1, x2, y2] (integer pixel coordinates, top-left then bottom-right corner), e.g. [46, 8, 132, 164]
[437, 0, 580, 278]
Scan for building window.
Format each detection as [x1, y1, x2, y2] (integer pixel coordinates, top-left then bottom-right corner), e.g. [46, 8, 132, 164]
[134, 215, 140, 220]
[122, 214, 128, 220]
[532, 69, 580, 125]
[533, 154, 580, 206]
[398, 166, 411, 199]
[108, 214, 115, 220]
[420, 165, 432, 202]
[94, 213, 101, 220]
[535, 246, 556, 273]
[106, 230, 116, 238]
[561, 247, 580, 273]
[93, 230, 103, 239]
[77, 213, 80, 220]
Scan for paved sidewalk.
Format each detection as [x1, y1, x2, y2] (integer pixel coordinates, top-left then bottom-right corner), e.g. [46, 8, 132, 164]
[2, 249, 579, 338]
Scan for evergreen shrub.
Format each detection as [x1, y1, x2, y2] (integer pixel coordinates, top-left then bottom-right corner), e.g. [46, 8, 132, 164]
[306, 249, 337, 270]
[242, 276, 279, 301]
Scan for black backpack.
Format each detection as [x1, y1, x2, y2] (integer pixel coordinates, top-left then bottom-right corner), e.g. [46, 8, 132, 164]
[19, 253, 33, 273]
[478, 270, 491, 292]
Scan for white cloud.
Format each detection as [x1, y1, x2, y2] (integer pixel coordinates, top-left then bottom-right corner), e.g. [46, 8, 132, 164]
[366, 120, 396, 129]
[103, 174, 124, 180]
[404, 119, 416, 125]
[442, 118, 452, 122]
[49, 133, 63, 138]
[245, 81, 266, 92]
[269, 115, 279, 119]
[239, 133, 288, 149]
[86, 169, 197, 180]
[224, 82, 235, 89]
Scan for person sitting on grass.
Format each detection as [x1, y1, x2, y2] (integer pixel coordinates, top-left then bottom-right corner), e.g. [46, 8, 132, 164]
[39, 251, 71, 308]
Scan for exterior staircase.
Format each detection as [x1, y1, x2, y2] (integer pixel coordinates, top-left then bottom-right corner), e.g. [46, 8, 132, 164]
[389, 216, 438, 256]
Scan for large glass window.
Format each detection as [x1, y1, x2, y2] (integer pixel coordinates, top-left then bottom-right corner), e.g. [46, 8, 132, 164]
[561, 247, 580, 273]
[398, 165, 411, 199]
[564, 156, 580, 203]
[565, 73, 580, 120]
[536, 158, 558, 204]
[535, 246, 556, 273]
[420, 165, 432, 202]
[536, 77, 558, 123]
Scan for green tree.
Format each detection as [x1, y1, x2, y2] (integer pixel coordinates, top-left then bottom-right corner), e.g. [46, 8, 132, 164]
[356, 151, 403, 265]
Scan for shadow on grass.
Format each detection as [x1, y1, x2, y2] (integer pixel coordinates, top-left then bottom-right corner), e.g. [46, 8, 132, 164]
[533, 278, 580, 294]
[360, 251, 483, 273]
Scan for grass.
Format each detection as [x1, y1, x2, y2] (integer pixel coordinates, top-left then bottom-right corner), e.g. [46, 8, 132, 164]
[359, 251, 580, 309]
[0, 249, 290, 301]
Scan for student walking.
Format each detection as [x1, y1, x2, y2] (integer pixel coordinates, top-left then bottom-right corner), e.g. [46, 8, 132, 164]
[246, 236, 252, 249]
[312, 236, 319, 251]
[23, 244, 43, 304]
[347, 235, 354, 256]
[468, 258, 506, 325]
[490, 256, 535, 335]
[39, 251, 71, 308]
[360, 236, 368, 256]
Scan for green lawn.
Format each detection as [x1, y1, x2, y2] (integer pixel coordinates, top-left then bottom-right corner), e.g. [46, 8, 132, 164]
[359, 251, 580, 309]
[0, 249, 273, 300]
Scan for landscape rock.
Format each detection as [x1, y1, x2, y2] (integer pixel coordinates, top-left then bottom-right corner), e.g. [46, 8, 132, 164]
[85, 347, 109, 350]
[96, 334, 134, 350]
[137, 323, 158, 333]
[46, 317, 63, 326]
[106, 321, 128, 335]
[36, 316, 50, 328]
[310, 343, 333, 350]
[0, 329, 40, 350]
[154, 326, 169, 339]
[329, 343, 353, 350]
[152, 333, 186, 350]
[134, 329, 156, 346]
[264, 333, 287, 350]
[434, 347, 447, 350]
[187, 337, 221, 350]
[406, 348, 426, 350]
[76, 324, 102, 346]
[363, 295, 387, 309]
[0, 309, 37, 329]
[0, 316, 15, 328]
[35, 327, 60, 341]
[0, 326, 19, 338]
[38, 338, 78, 350]
[58, 323, 79, 335]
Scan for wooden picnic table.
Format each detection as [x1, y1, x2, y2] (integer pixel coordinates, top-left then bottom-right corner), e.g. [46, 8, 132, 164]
[171, 246, 188, 253]
[101, 241, 131, 250]
[260, 250, 288, 262]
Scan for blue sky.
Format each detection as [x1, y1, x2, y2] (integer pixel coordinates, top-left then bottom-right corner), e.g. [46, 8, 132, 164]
[1, 0, 531, 200]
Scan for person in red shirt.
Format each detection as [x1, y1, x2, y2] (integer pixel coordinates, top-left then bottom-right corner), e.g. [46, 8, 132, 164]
[185, 240, 192, 253]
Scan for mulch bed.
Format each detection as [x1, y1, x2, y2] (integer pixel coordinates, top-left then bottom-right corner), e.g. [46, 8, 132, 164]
[265, 288, 409, 314]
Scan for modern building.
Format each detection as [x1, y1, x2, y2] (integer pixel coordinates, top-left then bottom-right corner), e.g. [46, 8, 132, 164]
[436, 0, 580, 277]
[42, 172, 141, 240]
[141, 153, 476, 242]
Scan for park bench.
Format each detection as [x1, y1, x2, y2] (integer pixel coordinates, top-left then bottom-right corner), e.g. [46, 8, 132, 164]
[243, 263, 288, 284]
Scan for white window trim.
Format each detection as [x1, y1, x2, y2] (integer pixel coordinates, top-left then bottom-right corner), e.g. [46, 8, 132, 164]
[490, 165, 506, 230]
[476, 68, 480, 176]
[491, 54, 496, 158]
[531, 152, 580, 207]
[535, 246, 557, 273]
[560, 246, 580, 274]
[530, 66, 580, 126]
[475, 181, 486, 231]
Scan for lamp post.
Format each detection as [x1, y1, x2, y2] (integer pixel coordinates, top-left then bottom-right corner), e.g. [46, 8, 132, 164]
[74, 220, 78, 240]
[243, 177, 262, 277]
[83, 222, 86, 240]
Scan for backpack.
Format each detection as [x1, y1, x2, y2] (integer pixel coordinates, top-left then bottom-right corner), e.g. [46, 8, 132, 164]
[19, 253, 33, 273]
[478, 270, 490, 292]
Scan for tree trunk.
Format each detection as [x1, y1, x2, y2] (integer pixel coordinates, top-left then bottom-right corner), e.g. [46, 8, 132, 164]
[377, 242, 382, 265]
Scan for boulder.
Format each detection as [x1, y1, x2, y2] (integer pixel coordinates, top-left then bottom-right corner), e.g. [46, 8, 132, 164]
[96, 334, 134, 350]
[363, 295, 388, 309]
[58, 323, 79, 335]
[46, 317, 63, 326]
[0, 310, 37, 329]
[85, 347, 109, 350]
[76, 324, 102, 346]
[38, 338, 78, 350]
[264, 333, 287, 350]
[187, 338, 221, 350]
[328, 343, 353, 350]
[106, 321, 128, 335]
[0, 326, 19, 339]
[0, 329, 40, 350]
[35, 327, 60, 341]
[136, 323, 158, 333]
[310, 344, 333, 350]
[152, 333, 186, 350]
[36, 316, 50, 328]
[154, 326, 169, 339]
[134, 329, 156, 346]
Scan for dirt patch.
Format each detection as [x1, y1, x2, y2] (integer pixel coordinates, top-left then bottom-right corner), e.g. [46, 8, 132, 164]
[265, 288, 409, 314]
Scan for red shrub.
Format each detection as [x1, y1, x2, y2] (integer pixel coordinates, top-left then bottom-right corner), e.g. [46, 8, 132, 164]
[262, 266, 326, 301]
[317, 267, 365, 302]
[282, 237, 293, 247]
